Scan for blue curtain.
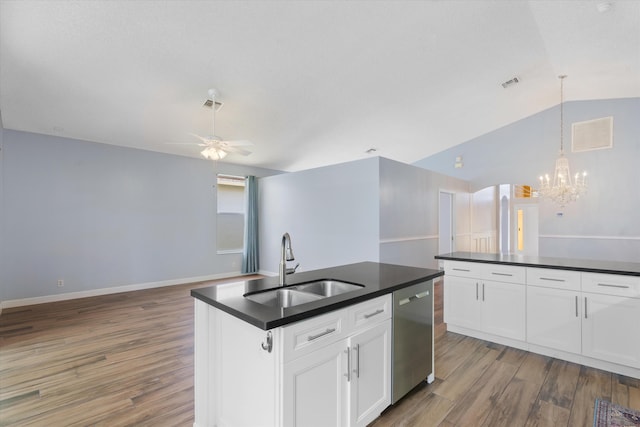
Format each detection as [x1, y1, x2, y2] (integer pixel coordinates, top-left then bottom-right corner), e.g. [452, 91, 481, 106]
[242, 176, 259, 273]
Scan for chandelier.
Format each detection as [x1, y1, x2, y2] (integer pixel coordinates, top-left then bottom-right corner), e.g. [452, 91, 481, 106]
[538, 75, 587, 208]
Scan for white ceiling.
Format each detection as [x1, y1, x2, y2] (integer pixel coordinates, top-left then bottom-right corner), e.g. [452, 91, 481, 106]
[1, 0, 639, 172]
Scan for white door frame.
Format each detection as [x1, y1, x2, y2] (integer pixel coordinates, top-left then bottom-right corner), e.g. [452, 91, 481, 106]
[438, 191, 455, 257]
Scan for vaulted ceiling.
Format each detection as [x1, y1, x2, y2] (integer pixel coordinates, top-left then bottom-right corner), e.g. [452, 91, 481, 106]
[1, 1, 638, 172]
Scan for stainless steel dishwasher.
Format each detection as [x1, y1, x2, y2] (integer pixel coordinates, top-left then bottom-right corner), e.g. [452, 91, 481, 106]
[391, 280, 434, 404]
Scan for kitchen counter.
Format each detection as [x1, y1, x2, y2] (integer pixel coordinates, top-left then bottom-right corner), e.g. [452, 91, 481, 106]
[436, 251, 640, 380]
[435, 252, 640, 277]
[191, 261, 443, 330]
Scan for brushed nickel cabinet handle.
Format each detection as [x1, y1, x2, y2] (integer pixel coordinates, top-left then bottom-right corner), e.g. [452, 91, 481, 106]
[492, 272, 513, 277]
[575, 295, 578, 317]
[399, 291, 431, 306]
[597, 283, 630, 289]
[482, 283, 485, 301]
[453, 268, 470, 272]
[541, 277, 566, 282]
[584, 297, 588, 319]
[355, 343, 360, 378]
[364, 308, 385, 318]
[308, 328, 336, 341]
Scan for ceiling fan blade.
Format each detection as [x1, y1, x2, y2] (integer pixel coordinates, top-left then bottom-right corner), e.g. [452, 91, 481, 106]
[221, 146, 252, 156]
[222, 139, 253, 147]
[189, 133, 213, 144]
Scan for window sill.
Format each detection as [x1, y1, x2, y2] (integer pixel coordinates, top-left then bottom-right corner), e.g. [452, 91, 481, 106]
[217, 249, 243, 255]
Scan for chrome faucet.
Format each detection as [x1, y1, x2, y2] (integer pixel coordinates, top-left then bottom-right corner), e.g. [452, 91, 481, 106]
[279, 233, 299, 286]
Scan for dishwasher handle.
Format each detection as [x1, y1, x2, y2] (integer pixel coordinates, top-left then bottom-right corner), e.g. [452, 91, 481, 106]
[398, 290, 430, 306]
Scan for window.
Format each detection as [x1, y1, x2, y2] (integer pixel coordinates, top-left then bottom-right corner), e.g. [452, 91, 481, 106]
[217, 174, 246, 253]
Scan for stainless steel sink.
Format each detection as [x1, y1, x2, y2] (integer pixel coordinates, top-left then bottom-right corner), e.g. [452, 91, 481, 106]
[293, 280, 364, 297]
[244, 288, 325, 308]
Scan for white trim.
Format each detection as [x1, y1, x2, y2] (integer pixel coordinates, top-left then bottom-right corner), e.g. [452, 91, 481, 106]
[539, 234, 640, 241]
[216, 249, 243, 255]
[1, 271, 249, 309]
[379, 235, 438, 244]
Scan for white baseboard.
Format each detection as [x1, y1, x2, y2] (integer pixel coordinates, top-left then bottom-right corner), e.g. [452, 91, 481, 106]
[1, 271, 249, 310]
[446, 324, 640, 380]
[258, 269, 277, 277]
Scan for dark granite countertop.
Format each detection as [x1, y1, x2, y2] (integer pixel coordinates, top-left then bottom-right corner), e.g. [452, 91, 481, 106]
[435, 252, 640, 277]
[191, 261, 443, 330]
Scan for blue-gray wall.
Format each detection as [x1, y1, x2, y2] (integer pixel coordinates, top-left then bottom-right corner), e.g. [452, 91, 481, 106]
[414, 97, 640, 263]
[379, 157, 469, 270]
[258, 156, 470, 275]
[258, 157, 381, 275]
[1, 129, 280, 302]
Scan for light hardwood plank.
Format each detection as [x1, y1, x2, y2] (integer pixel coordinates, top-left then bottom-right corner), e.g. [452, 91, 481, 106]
[567, 366, 612, 427]
[2, 275, 640, 426]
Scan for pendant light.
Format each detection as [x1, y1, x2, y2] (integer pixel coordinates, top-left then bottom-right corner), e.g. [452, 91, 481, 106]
[537, 75, 587, 208]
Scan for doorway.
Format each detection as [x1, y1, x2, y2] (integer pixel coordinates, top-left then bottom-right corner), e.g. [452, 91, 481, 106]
[439, 191, 454, 255]
[513, 204, 539, 256]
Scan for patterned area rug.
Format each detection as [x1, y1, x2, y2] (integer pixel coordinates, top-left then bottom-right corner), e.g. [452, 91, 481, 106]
[594, 399, 640, 427]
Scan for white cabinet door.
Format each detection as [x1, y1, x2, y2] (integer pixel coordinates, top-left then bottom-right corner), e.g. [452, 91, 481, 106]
[527, 286, 581, 354]
[481, 280, 525, 341]
[582, 293, 640, 368]
[283, 338, 349, 427]
[348, 321, 391, 427]
[444, 276, 481, 329]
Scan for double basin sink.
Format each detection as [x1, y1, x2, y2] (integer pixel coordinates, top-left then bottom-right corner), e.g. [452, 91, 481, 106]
[244, 280, 363, 308]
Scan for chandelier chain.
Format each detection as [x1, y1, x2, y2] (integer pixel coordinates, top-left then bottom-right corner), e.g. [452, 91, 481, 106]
[559, 75, 565, 152]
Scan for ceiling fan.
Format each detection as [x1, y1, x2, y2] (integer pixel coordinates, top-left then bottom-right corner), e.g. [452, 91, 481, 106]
[175, 89, 253, 160]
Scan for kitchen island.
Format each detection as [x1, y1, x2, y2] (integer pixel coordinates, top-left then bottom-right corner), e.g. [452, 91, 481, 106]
[191, 261, 443, 427]
[436, 252, 640, 379]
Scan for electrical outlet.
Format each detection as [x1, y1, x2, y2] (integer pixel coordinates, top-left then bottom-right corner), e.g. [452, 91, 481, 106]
[57, 279, 64, 287]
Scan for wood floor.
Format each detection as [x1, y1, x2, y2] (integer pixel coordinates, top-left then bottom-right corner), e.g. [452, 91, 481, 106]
[1, 277, 639, 426]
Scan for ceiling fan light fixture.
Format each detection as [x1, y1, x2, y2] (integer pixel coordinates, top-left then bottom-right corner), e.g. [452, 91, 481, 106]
[201, 147, 228, 160]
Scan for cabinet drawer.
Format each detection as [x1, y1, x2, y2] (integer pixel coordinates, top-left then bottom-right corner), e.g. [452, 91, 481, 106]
[483, 264, 525, 284]
[444, 261, 484, 278]
[582, 273, 640, 298]
[347, 294, 392, 331]
[527, 267, 581, 291]
[282, 308, 348, 362]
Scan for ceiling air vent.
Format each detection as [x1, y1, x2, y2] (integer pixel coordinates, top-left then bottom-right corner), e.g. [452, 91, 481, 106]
[501, 77, 520, 89]
[572, 116, 613, 152]
[203, 99, 224, 111]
